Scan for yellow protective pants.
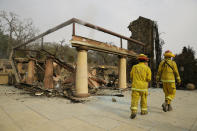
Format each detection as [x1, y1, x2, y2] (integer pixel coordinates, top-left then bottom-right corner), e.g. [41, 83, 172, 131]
[163, 82, 176, 104]
[130, 91, 148, 113]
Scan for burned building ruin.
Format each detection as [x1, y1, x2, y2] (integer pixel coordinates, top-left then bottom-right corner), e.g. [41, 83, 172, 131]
[127, 16, 163, 86]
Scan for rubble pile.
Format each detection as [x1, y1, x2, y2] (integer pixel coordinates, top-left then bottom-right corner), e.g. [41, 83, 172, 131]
[10, 49, 120, 102]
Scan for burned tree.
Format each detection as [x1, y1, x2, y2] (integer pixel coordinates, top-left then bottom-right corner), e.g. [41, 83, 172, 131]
[0, 10, 38, 58]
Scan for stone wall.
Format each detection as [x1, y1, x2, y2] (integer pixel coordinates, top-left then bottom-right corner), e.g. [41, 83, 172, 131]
[127, 16, 162, 86]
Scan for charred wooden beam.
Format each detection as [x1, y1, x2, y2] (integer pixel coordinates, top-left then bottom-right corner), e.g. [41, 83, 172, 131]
[41, 49, 75, 72]
[14, 58, 29, 63]
[10, 50, 20, 83]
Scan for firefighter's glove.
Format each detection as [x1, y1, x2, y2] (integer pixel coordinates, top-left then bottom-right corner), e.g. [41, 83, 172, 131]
[177, 79, 181, 86]
[156, 76, 160, 83]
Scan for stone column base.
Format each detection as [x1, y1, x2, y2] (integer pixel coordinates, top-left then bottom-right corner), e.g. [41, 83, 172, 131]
[74, 93, 90, 98]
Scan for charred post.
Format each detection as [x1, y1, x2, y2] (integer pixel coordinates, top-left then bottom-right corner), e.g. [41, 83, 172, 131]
[27, 60, 35, 84]
[44, 57, 54, 89]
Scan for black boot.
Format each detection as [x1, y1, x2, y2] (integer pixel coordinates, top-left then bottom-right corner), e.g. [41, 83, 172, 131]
[130, 113, 137, 119]
[162, 102, 167, 112]
[168, 104, 173, 111]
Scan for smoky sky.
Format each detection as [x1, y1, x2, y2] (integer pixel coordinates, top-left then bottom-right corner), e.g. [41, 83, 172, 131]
[0, 0, 197, 55]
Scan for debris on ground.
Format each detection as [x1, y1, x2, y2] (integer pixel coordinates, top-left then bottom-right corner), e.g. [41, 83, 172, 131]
[112, 98, 117, 102]
[2, 48, 121, 103]
[35, 91, 44, 96]
[186, 83, 195, 90]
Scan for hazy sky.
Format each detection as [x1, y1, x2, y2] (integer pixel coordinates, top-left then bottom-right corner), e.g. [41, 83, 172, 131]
[0, 0, 197, 55]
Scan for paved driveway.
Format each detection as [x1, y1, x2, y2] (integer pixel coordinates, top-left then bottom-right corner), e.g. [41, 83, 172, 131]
[0, 85, 197, 131]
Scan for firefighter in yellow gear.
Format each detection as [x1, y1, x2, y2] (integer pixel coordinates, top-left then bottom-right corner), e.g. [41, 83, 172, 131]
[130, 54, 152, 119]
[156, 50, 181, 112]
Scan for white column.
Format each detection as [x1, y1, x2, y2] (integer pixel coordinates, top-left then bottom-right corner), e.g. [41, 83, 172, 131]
[75, 48, 89, 97]
[118, 56, 127, 89]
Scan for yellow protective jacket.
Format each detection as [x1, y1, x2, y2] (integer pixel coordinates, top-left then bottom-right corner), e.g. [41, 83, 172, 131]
[156, 58, 181, 83]
[130, 62, 152, 92]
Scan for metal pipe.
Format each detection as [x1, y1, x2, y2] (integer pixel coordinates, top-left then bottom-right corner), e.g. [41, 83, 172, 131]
[14, 18, 145, 49]
[120, 38, 123, 48]
[72, 22, 75, 36]
[73, 18, 145, 46]
[14, 18, 74, 49]
[41, 37, 44, 49]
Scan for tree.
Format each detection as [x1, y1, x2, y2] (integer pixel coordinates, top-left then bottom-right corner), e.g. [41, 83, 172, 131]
[0, 10, 38, 57]
[88, 51, 118, 66]
[0, 30, 9, 58]
[174, 46, 197, 88]
[40, 42, 77, 63]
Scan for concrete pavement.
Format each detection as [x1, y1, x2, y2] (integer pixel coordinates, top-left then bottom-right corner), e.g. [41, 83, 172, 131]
[0, 85, 197, 131]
